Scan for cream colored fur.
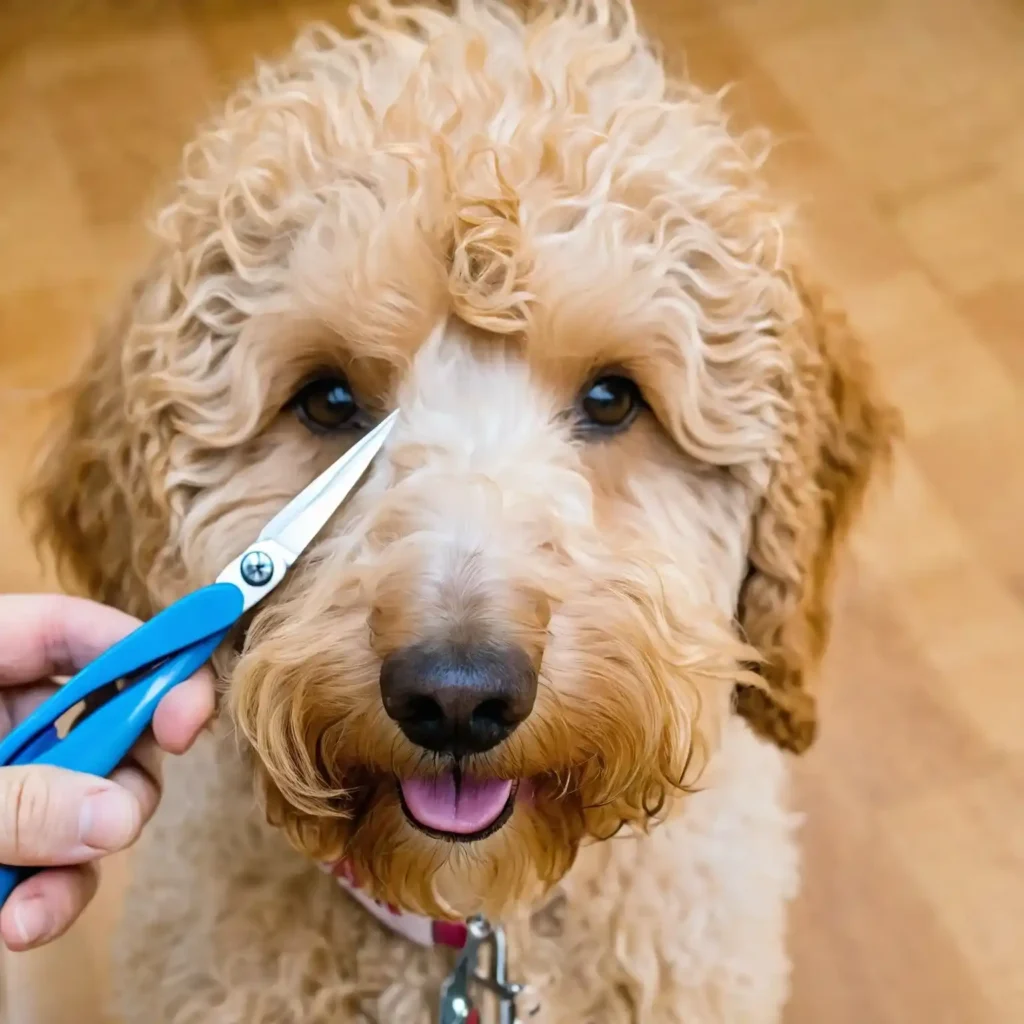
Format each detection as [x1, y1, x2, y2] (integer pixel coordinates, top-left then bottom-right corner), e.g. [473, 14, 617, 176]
[115, 718, 798, 1023]
[24, 2, 898, 1022]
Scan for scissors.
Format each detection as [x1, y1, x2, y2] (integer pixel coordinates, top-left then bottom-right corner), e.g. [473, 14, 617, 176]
[0, 410, 398, 908]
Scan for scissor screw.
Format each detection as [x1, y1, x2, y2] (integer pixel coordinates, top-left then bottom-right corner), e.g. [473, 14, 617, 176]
[240, 550, 274, 587]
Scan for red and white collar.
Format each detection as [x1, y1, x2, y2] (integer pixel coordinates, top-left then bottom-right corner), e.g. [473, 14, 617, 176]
[322, 858, 471, 950]
[322, 859, 535, 1023]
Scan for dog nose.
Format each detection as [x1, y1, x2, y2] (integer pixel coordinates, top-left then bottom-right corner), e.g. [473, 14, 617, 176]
[379, 641, 537, 756]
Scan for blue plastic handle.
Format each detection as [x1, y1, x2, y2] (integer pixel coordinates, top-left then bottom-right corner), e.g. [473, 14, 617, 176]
[0, 583, 243, 769]
[0, 628, 228, 907]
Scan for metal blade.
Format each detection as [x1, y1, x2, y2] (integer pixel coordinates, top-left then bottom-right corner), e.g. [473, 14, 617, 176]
[258, 410, 398, 561]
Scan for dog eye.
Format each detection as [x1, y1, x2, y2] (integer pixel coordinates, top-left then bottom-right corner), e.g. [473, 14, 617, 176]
[579, 375, 642, 431]
[292, 375, 360, 434]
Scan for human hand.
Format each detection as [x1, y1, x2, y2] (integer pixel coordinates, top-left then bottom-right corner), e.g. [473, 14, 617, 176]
[0, 593, 215, 951]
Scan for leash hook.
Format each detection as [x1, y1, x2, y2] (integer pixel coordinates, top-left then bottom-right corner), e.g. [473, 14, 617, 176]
[439, 916, 525, 1024]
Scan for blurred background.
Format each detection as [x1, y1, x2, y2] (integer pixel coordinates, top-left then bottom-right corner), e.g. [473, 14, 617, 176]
[1, 0, 1022, 1021]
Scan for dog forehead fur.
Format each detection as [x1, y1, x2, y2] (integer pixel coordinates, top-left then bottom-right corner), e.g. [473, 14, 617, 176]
[25, 2, 898, 1022]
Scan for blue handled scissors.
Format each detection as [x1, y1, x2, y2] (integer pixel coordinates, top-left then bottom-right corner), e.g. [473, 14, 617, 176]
[0, 410, 397, 907]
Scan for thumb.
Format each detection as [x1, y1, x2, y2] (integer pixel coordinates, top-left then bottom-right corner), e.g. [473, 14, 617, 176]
[0, 765, 142, 866]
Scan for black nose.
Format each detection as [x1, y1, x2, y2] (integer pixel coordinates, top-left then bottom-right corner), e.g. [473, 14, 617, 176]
[379, 641, 538, 756]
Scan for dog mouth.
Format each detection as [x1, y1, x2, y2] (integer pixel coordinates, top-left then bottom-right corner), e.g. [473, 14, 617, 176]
[397, 773, 518, 842]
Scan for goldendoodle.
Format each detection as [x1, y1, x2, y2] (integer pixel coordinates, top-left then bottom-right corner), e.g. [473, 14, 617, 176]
[26, 2, 898, 1021]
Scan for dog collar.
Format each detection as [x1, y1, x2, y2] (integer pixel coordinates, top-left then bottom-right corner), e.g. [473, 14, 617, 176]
[323, 858, 471, 949]
[323, 859, 529, 1023]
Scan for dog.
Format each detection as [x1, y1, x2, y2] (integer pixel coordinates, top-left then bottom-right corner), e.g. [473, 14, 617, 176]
[25, 2, 898, 1021]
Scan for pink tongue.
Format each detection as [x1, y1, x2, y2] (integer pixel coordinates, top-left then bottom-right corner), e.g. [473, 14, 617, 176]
[400, 774, 513, 835]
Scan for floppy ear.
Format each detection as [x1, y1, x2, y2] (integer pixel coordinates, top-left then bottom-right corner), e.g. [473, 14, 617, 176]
[733, 275, 900, 753]
[22, 262, 175, 621]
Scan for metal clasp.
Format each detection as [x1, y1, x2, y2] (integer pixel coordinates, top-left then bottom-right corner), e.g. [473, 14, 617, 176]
[439, 917, 524, 1024]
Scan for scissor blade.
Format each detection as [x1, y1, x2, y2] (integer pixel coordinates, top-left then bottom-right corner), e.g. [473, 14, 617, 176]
[258, 410, 397, 560]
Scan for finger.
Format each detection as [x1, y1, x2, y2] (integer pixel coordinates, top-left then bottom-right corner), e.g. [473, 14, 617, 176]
[3, 681, 58, 733]
[151, 666, 216, 754]
[0, 863, 99, 951]
[112, 740, 162, 827]
[0, 594, 140, 686]
[108, 765, 160, 828]
[126, 733, 163, 790]
[0, 764, 142, 866]
[0, 681, 51, 748]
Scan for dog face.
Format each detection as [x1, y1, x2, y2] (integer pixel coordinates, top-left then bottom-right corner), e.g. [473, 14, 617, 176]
[26, 2, 897, 919]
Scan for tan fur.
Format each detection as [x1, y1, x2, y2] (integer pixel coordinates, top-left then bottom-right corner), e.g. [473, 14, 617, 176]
[734, 277, 900, 753]
[24, 2, 897, 1021]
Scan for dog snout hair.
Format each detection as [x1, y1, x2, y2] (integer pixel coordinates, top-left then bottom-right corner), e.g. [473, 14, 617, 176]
[379, 639, 538, 756]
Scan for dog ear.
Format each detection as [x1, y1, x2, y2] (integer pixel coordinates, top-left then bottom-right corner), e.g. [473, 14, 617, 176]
[22, 261, 175, 620]
[732, 275, 900, 753]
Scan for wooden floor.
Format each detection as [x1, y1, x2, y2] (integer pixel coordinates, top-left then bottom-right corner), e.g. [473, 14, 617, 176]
[2, 0, 1023, 1021]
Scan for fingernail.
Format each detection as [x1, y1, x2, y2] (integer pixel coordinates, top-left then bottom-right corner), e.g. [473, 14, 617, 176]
[12, 898, 51, 947]
[79, 789, 139, 852]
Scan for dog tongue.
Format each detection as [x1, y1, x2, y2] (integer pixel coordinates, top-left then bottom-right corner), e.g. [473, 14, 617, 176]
[400, 774, 513, 835]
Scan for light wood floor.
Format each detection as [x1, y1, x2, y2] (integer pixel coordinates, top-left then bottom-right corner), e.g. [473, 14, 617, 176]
[1, 1, 1022, 1021]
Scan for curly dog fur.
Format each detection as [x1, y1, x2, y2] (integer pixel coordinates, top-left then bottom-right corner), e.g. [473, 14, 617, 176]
[24, 2, 898, 1021]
